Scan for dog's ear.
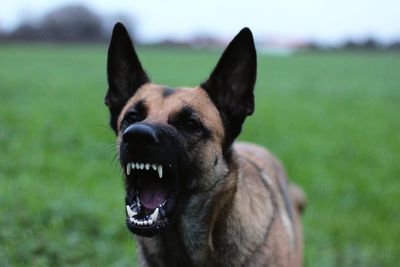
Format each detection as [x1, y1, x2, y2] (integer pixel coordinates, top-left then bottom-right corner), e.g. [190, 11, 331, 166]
[105, 22, 149, 133]
[201, 27, 257, 149]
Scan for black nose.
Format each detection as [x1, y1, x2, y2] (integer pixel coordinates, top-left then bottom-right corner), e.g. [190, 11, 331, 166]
[122, 123, 159, 147]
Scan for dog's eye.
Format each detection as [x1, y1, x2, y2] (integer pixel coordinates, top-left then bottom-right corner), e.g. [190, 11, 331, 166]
[182, 117, 202, 131]
[171, 107, 204, 133]
[121, 111, 142, 130]
[127, 112, 141, 123]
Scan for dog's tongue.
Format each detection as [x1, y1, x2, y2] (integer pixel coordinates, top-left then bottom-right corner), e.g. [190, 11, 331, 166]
[139, 178, 169, 210]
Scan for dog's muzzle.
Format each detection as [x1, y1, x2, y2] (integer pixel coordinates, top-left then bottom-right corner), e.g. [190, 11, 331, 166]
[120, 123, 181, 237]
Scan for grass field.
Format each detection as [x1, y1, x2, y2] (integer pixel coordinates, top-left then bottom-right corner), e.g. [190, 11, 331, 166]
[0, 44, 399, 266]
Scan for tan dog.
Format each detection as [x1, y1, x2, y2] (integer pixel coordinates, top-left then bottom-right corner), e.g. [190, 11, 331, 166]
[105, 22, 306, 267]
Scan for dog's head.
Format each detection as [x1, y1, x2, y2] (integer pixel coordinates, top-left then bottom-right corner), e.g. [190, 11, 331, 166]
[105, 23, 256, 237]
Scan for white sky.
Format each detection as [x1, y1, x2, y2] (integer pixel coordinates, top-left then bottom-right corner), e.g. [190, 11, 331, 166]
[1, 0, 399, 44]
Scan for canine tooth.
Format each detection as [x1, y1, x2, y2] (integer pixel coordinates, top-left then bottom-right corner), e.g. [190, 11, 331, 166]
[145, 163, 150, 170]
[157, 165, 163, 178]
[152, 164, 157, 171]
[126, 205, 137, 218]
[126, 164, 131, 175]
[159, 206, 166, 218]
[150, 208, 159, 221]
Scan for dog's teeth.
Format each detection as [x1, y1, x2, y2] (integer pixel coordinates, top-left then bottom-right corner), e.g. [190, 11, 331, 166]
[126, 164, 131, 175]
[145, 163, 150, 170]
[136, 163, 140, 169]
[150, 207, 159, 222]
[140, 163, 144, 169]
[131, 162, 136, 170]
[131, 215, 155, 226]
[152, 164, 157, 171]
[157, 165, 163, 178]
[126, 205, 137, 218]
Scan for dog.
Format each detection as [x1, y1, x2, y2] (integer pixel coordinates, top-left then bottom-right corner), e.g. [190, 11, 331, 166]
[105, 22, 306, 267]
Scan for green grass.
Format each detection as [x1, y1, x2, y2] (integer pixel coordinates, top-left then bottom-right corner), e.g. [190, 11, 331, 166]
[0, 44, 399, 266]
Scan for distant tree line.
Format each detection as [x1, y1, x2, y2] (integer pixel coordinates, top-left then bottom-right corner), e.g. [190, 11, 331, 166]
[342, 38, 400, 50]
[0, 5, 134, 42]
[306, 38, 400, 51]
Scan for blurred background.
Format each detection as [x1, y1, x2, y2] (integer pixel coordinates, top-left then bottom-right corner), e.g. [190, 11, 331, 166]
[1, 0, 400, 49]
[0, 0, 399, 266]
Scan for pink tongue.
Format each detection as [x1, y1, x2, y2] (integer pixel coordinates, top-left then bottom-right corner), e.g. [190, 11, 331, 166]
[139, 179, 169, 210]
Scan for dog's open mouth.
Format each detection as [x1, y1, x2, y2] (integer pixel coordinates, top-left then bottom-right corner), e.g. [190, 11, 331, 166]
[124, 161, 177, 236]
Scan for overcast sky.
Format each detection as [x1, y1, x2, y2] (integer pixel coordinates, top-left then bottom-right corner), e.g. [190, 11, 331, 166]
[1, 0, 399, 44]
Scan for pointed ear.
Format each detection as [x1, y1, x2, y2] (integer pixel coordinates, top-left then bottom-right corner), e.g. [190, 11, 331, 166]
[105, 22, 149, 133]
[201, 27, 257, 149]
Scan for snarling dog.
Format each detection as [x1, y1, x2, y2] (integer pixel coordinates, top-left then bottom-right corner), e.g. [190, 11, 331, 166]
[105, 22, 306, 267]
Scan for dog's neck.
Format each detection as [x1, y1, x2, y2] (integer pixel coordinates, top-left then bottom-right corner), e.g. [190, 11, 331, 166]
[137, 223, 194, 266]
